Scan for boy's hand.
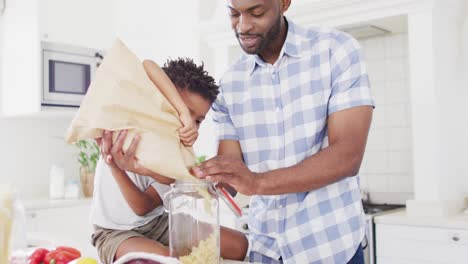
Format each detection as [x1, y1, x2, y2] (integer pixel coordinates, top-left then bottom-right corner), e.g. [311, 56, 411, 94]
[100, 130, 117, 169]
[100, 130, 175, 184]
[101, 130, 151, 176]
[179, 111, 198, 147]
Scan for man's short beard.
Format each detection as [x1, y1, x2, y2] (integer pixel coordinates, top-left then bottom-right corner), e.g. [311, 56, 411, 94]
[237, 16, 282, 55]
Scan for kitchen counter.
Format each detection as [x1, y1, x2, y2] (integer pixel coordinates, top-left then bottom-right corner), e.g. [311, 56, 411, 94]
[374, 208, 468, 229]
[222, 260, 248, 264]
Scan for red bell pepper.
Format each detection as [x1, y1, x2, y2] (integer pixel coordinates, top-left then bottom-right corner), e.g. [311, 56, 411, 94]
[29, 248, 50, 264]
[44, 246, 81, 264]
[54, 247, 81, 258]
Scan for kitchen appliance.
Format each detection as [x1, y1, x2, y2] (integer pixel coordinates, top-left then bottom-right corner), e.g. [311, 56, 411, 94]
[362, 203, 405, 264]
[42, 42, 104, 107]
[235, 206, 250, 234]
[340, 24, 391, 39]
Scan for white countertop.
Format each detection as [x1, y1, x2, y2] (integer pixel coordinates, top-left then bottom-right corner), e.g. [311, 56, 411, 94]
[374, 208, 468, 229]
[23, 197, 92, 210]
[222, 260, 248, 264]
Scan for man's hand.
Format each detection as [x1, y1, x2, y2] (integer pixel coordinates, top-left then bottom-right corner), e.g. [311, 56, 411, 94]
[193, 155, 259, 195]
[179, 111, 198, 147]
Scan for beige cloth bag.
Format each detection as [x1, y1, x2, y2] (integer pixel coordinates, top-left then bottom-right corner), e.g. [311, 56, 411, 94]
[65, 39, 196, 181]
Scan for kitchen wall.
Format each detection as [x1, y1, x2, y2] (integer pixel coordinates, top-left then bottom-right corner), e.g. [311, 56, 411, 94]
[0, 112, 78, 199]
[358, 33, 413, 202]
[114, 0, 200, 64]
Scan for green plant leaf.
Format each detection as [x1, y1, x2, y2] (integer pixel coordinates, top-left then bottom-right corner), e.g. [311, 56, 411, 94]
[75, 139, 100, 173]
[195, 155, 207, 165]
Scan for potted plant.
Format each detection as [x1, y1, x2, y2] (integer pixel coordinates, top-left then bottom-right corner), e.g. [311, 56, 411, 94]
[76, 139, 100, 197]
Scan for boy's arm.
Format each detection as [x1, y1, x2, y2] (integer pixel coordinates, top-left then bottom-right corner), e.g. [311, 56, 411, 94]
[109, 165, 163, 216]
[143, 59, 197, 146]
[143, 60, 189, 117]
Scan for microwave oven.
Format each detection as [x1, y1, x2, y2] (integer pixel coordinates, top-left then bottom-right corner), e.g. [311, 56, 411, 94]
[42, 42, 104, 107]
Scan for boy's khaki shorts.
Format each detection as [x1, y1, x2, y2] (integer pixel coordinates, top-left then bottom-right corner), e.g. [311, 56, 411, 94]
[91, 213, 169, 264]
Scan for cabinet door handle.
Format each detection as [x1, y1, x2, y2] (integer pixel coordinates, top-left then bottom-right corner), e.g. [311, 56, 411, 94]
[452, 235, 460, 242]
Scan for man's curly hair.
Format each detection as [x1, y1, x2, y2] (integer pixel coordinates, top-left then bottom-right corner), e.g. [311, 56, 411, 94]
[162, 58, 219, 103]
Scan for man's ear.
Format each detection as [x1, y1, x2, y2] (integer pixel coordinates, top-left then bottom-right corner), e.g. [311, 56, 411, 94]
[280, 0, 291, 13]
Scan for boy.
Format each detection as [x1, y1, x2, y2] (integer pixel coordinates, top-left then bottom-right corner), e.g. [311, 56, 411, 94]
[90, 58, 247, 264]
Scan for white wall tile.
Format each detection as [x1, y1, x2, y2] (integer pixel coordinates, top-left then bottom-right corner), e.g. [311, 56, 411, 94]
[385, 58, 407, 81]
[367, 128, 387, 151]
[362, 33, 413, 198]
[0, 113, 78, 199]
[385, 79, 409, 104]
[361, 151, 388, 174]
[385, 34, 408, 58]
[371, 106, 386, 129]
[387, 173, 404, 192]
[388, 151, 412, 173]
[386, 127, 412, 151]
[388, 173, 413, 193]
[368, 173, 390, 192]
[361, 37, 385, 60]
[385, 103, 410, 127]
[367, 60, 386, 83]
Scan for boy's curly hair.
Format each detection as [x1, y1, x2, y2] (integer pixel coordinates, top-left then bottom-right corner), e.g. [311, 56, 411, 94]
[162, 58, 219, 103]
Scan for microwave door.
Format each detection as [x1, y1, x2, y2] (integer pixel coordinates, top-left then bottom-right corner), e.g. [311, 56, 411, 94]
[42, 51, 97, 106]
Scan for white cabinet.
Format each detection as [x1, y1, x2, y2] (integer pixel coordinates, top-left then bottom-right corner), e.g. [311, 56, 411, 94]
[39, 0, 115, 50]
[375, 224, 468, 264]
[25, 201, 98, 259]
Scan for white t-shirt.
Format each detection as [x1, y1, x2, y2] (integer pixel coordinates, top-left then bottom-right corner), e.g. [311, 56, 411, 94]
[90, 158, 171, 230]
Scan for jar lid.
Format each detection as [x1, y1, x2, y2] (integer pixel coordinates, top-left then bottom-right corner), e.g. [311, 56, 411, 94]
[213, 185, 242, 217]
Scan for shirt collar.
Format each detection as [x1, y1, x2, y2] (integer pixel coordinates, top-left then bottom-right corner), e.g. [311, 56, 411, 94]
[247, 17, 304, 76]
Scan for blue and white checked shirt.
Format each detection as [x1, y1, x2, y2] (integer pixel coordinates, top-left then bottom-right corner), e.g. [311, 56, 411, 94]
[212, 18, 374, 264]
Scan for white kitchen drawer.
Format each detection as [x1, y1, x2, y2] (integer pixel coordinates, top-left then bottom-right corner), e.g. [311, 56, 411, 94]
[376, 224, 468, 264]
[26, 204, 97, 258]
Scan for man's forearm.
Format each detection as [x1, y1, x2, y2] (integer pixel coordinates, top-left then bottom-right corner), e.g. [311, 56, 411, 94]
[254, 142, 363, 195]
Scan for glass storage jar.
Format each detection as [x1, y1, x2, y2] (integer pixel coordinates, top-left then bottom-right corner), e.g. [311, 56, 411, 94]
[164, 180, 220, 264]
[1, 185, 27, 264]
[0, 187, 13, 264]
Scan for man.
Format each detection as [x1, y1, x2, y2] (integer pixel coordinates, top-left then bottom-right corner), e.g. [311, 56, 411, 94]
[193, 0, 374, 263]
